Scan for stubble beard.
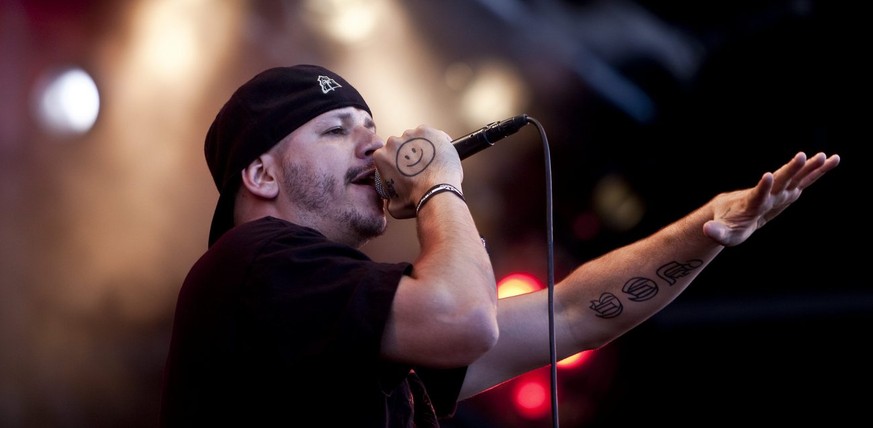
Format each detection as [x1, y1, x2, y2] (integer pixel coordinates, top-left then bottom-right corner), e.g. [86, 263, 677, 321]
[283, 160, 386, 247]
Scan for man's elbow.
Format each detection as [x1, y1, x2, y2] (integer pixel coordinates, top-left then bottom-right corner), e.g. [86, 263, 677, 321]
[445, 308, 499, 365]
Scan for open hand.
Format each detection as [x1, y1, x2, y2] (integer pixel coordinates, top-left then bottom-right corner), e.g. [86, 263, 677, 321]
[703, 152, 841, 247]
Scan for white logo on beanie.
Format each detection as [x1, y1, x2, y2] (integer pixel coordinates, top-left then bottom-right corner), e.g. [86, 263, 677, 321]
[317, 75, 342, 94]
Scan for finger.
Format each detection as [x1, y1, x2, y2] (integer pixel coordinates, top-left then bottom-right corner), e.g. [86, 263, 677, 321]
[749, 171, 775, 209]
[795, 153, 840, 190]
[786, 152, 826, 190]
[771, 152, 806, 193]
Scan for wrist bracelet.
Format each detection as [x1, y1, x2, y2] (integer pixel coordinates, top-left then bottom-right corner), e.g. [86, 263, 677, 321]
[416, 183, 465, 215]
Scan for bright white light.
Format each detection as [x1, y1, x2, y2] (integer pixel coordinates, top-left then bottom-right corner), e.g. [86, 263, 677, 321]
[34, 67, 100, 136]
[303, 0, 383, 44]
[458, 60, 528, 127]
[135, 0, 200, 78]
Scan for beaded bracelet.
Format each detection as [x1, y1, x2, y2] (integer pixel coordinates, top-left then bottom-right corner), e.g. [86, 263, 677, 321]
[415, 183, 465, 215]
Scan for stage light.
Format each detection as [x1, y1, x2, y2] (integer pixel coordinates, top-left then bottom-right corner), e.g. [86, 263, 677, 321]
[457, 60, 529, 129]
[32, 66, 100, 137]
[497, 272, 543, 298]
[512, 375, 551, 419]
[303, 0, 385, 44]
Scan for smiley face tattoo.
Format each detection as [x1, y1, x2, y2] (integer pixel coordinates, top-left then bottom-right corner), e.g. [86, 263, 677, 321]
[396, 137, 436, 177]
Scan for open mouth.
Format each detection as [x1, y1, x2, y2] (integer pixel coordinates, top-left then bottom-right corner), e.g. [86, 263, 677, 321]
[351, 168, 376, 187]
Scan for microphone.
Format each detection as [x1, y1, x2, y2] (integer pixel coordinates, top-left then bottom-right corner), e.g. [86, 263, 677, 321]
[374, 114, 529, 199]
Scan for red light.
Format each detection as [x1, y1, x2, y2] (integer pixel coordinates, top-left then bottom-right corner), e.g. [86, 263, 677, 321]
[497, 273, 542, 298]
[512, 377, 551, 419]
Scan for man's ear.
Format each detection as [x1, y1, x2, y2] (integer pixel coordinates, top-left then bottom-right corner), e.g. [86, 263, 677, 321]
[240, 155, 280, 199]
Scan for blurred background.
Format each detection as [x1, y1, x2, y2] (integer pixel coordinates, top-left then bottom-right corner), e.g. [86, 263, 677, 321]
[0, 0, 865, 426]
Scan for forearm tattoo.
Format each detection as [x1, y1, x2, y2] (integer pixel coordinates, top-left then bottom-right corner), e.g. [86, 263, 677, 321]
[589, 259, 703, 319]
[396, 137, 435, 177]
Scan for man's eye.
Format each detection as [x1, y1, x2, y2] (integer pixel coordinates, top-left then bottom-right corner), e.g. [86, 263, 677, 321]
[325, 127, 346, 135]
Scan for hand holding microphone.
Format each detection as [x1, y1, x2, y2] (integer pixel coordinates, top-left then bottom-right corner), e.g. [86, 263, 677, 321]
[374, 114, 530, 203]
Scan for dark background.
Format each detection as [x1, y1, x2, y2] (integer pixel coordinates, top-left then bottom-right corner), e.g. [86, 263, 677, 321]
[0, 0, 865, 427]
[435, 1, 866, 426]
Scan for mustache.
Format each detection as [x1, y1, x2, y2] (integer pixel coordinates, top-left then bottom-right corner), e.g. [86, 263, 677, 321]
[346, 162, 376, 184]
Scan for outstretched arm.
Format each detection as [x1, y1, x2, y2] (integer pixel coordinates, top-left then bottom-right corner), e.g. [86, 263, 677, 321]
[460, 152, 840, 398]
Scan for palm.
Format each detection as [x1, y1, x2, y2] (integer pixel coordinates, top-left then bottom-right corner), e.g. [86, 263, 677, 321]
[703, 152, 840, 247]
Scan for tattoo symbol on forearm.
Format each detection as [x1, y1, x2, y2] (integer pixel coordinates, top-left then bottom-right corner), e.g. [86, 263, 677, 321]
[396, 137, 435, 177]
[590, 293, 623, 318]
[622, 277, 658, 301]
[657, 259, 703, 285]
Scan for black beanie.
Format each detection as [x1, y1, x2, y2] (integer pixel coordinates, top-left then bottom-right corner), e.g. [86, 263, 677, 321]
[204, 65, 371, 247]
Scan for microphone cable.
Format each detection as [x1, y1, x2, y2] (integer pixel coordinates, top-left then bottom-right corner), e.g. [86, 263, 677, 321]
[514, 115, 559, 427]
[527, 116, 559, 428]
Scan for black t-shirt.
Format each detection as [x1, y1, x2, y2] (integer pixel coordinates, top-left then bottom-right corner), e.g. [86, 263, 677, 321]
[160, 217, 467, 427]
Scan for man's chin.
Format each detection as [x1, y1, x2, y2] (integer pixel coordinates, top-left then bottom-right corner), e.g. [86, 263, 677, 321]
[351, 213, 387, 244]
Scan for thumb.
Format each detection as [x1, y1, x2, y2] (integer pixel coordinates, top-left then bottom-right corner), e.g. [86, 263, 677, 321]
[702, 220, 729, 246]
